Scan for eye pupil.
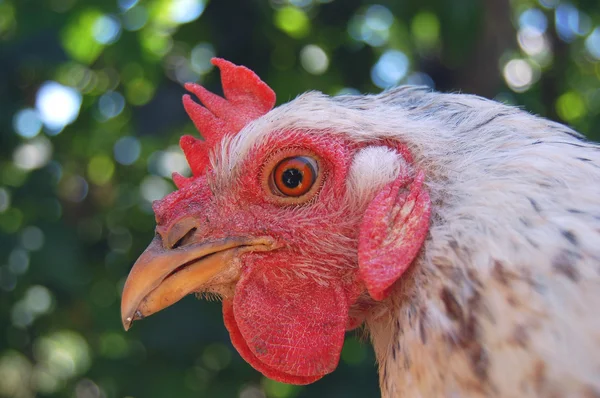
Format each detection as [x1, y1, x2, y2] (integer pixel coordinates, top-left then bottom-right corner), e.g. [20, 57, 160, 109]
[282, 168, 303, 189]
[271, 155, 319, 198]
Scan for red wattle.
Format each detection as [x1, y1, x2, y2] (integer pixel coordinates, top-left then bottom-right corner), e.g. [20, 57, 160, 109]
[223, 300, 322, 385]
[223, 267, 349, 384]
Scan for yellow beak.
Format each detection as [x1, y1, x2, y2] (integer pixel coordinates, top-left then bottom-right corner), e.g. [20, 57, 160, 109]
[120, 235, 275, 331]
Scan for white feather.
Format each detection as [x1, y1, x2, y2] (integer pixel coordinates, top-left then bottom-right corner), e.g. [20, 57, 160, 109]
[210, 86, 600, 397]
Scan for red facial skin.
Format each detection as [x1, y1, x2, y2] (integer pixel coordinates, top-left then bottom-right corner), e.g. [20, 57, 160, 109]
[152, 131, 430, 384]
[154, 133, 359, 383]
[145, 59, 431, 384]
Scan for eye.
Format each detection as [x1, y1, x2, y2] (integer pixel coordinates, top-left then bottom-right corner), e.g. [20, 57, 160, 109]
[271, 156, 319, 197]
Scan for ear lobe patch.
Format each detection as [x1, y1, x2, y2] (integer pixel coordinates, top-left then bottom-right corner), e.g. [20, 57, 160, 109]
[358, 170, 431, 301]
[228, 267, 348, 381]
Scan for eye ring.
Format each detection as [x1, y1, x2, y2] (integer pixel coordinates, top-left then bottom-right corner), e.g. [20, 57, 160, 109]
[271, 156, 319, 197]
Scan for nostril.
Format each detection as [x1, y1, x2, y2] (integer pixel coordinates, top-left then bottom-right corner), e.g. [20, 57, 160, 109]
[161, 217, 199, 250]
[171, 227, 197, 249]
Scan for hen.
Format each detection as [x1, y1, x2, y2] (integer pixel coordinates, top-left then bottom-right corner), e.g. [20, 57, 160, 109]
[121, 59, 600, 397]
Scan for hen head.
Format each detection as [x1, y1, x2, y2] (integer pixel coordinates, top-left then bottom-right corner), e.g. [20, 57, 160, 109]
[121, 59, 431, 384]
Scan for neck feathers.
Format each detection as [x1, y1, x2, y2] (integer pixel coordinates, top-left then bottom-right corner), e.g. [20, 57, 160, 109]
[367, 189, 600, 397]
[360, 89, 600, 397]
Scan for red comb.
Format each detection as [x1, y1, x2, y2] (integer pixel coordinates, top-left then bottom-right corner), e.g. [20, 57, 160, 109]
[180, 58, 276, 180]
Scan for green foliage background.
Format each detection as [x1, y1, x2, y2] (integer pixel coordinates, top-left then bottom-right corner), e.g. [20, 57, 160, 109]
[0, 0, 599, 397]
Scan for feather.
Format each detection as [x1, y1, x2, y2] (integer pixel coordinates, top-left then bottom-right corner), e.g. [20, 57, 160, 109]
[210, 85, 600, 397]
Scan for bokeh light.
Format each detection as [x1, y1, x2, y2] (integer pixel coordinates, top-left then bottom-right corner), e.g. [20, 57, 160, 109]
[92, 14, 121, 44]
[371, 50, 409, 89]
[556, 90, 586, 122]
[518, 27, 550, 57]
[24, 285, 53, 315]
[300, 44, 329, 75]
[61, 9, 106, 64]
[190, 43, 216, 74]
[365, 5, 393, 32]
[503, 59, 539, 93]
[348, 5, 394, 47]
[140, 175, 173, 202]
[13, 137, 53, 171]
[35, 82, 82, 133]
[32, 330, 91, 393]
[98, 91, 126, 120]
[519, 8, 548, 33]
[59, 175, 89, 203]
[8, 248, 29, 275]
[13, 108, 42, 138]
[0, 188, 10, 213]
[406, 72, 435, 88]
[125, 77, 156, 105]
[21, 226, 45, 251]
[87, 155, 116, 185]
[113, 136, 141, 165]
[148, 146, 189, 178]
[0, 351, 32, 398]
[122, 5, 148, 31]
[411, 12, 440, 49]
[554, 3, 591, 42]
[585, 27, 600, 60]
[118, 0, 139, 11]
[169, 0, 205, 24]
[275, 6, 310, 38]
[538, 0, 559, 9]
[11, 285, 54, 328]
[0, 2, 17, 36]
[75, 379, 105, 398]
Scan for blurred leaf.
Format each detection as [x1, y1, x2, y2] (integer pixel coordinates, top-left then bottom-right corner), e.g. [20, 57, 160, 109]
[274, 6, 310, 39]
[61, 9, 105, 64]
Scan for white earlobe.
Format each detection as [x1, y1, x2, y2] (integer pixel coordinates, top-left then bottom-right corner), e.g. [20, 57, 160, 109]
[347, 146, 408, 208]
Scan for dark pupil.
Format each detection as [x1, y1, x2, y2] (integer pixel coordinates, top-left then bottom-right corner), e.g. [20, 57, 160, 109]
[281, 168, 303, 189]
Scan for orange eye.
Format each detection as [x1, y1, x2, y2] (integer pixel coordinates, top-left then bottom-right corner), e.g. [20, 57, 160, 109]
[271, 156, 319, 197]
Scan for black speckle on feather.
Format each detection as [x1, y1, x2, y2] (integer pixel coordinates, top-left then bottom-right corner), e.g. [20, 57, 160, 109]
[441, 287, 463, 321]
[552, 250, 581, 283]
[561, 229, 579, 246]
[527, 197, 541, 213]
[466, 113, 507, 133]
[418, 309, 428, 344]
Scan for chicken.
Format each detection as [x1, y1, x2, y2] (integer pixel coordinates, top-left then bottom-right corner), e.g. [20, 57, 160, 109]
[120, 58, 600, 397]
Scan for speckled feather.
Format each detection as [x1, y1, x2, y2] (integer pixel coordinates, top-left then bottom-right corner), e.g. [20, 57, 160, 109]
[158, 60, 600, 396]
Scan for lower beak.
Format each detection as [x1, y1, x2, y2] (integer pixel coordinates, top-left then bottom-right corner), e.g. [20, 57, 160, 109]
[120, 236, 274, 331]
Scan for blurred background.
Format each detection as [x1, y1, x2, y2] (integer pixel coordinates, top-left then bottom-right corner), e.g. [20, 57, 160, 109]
[0, 0, 599, 397]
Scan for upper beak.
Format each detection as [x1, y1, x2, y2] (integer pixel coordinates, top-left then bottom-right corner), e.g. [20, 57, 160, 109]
[120, 234, 275, 331]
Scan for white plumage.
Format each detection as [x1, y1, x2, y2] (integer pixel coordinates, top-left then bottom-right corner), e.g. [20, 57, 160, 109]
[212, 86, 600, 397]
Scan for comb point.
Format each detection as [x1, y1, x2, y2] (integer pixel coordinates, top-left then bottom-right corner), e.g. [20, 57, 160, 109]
[180, 58, 276, 179]
[179, 135, 209, 176]
[182, 94, 228, 142]
[211, 58, 276, 113]
[172, 172, 191, 189]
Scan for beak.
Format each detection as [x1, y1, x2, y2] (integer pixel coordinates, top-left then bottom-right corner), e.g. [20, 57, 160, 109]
[120, 235, 275, 331]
